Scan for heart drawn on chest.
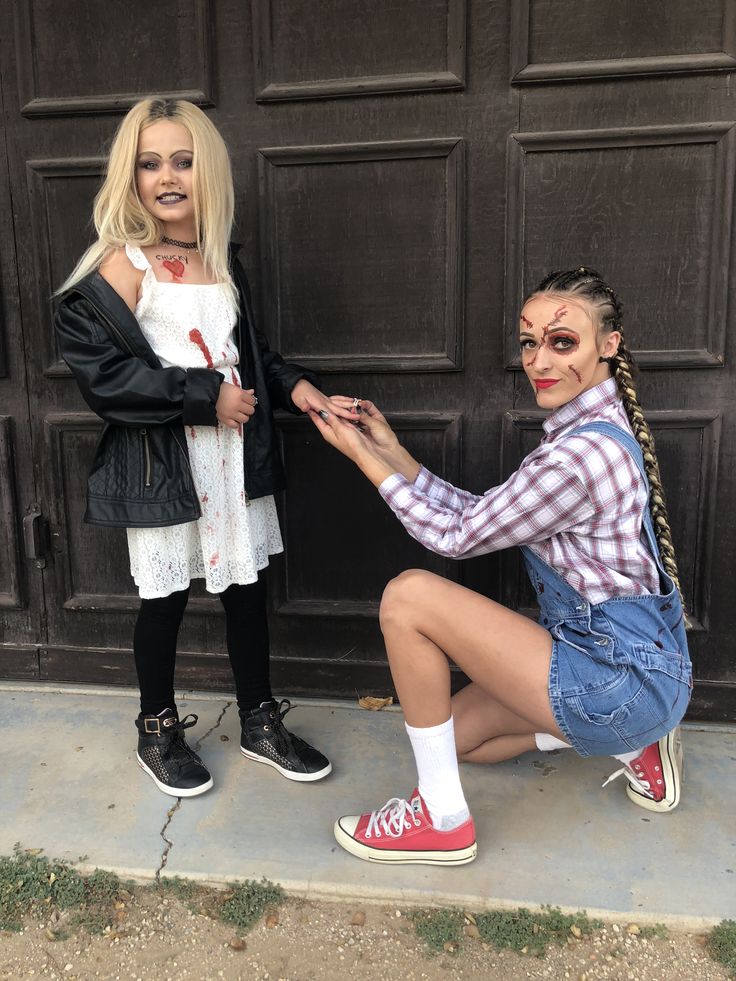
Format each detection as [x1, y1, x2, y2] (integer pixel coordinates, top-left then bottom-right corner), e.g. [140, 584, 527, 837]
[162, 259, 185, 280]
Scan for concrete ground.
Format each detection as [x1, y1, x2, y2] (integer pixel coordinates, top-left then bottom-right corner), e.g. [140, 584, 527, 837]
[2, 682, 734, 929]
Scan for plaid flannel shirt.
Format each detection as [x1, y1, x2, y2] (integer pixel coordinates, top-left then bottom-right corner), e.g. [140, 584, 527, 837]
[379, 378, 660, 604]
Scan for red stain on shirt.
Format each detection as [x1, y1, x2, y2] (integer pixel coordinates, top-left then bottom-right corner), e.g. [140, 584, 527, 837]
[230, 367, 240, 387]
[209, 552, 219, 567]
[201, 493, 208, 504]
[188, 328, 214, 368]
[163, 259, 185, 281]
[189, 426, 197, 438]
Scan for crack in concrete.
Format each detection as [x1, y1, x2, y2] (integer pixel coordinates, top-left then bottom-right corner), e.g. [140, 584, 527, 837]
[154, 701, 231, 880]
[155, 798, 181, 881]
[193, 699, 232, 752]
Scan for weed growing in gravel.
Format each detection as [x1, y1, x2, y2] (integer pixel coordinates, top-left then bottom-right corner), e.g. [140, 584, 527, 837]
[411, 908, 464, 953]
[410, 904, 603, 957]
[708, 919, 736, 976]
[158, 875, 201, 905]
[0, 845, 121, 934]
[475, 906, 602, 957]
[220, 878, 284, 932]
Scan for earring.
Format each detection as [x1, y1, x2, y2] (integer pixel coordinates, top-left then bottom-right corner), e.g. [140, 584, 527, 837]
[598, 356, 611, 364]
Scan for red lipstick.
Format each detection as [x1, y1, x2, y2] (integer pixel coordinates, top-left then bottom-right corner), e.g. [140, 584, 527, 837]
[534, 379, 559, 389]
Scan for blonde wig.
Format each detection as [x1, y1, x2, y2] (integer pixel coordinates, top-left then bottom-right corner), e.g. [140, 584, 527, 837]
[58, 98, 236, 306]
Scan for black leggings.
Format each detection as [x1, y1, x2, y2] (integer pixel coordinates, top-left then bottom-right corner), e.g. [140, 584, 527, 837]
[133, 574, 271, 716]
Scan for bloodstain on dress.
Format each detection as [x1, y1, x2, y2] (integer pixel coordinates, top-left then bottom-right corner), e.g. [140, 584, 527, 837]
[189, 328, 214, 368]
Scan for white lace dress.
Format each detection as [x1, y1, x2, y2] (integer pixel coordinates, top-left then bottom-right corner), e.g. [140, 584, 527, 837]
[124, 244, 283, 599]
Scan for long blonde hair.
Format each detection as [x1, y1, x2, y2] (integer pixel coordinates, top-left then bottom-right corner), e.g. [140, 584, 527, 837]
[58, 98, 236, 305]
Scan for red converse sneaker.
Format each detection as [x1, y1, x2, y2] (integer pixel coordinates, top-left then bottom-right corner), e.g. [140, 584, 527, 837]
[603, 729, 683, 813]
[333, 790, 477, 866]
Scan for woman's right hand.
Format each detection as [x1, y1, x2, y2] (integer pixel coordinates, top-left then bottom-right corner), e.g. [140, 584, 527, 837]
[216, 383, 257, 429]
[328, 397, 400, 453]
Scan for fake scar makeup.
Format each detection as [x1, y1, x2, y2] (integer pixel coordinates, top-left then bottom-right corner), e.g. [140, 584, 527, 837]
[520, 307, 582, 369]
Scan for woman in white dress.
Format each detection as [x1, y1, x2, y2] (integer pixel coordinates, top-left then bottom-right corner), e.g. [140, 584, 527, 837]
[55, 99, 349, 796]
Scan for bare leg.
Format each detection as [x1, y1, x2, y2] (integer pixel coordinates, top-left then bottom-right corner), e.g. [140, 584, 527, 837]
[453, 682, 538, 763]
[380, 569, 565, 741]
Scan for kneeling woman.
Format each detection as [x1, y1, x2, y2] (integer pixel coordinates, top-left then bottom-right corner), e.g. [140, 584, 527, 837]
[312, 267, 691, 866]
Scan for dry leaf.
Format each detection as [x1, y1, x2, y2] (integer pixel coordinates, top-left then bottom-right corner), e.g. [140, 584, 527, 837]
[443, 941, 458, 953]
[350, 911, 366, 926]
[229, 937, 247, 950]
[464, 924, 480, 939]
[626, 923, 640, 935]
[265, 912, 279, 928]
[358, 696, 394, 711]
[570, 924, 582, 938]
[25, 848, 43, 855]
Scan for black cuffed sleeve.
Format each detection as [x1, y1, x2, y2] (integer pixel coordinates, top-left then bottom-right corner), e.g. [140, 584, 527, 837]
[55, 295, 224, 427]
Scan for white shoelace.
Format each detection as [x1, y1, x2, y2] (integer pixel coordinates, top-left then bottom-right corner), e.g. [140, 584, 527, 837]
[365, 798, 421, 840]
[601, 765, 653, 798]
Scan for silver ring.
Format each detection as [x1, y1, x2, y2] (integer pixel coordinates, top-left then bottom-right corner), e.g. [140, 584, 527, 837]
[352, 397, 361, 409]
[252, 395, 258, 406]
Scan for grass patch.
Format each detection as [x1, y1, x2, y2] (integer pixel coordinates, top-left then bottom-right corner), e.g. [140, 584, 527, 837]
[220, 878, 284, 933]
[410, 904, 603, 958]
[411, 908, 464, 953]
[0, 845, 122, 934]
[708, 920, 736, 976]
[0, 846, 283, 939]
[639, 922, 668, 940]
[475, 906, 602, 957]
[158, 875, 200, 903]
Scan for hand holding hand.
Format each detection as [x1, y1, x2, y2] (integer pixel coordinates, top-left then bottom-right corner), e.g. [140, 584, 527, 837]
[291, 379, 355, 420]
[216, 383, 257, 430]
[328, 397, 400, 453]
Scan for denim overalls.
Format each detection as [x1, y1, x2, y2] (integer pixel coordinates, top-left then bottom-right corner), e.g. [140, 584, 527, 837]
[521, 421, 692, 757]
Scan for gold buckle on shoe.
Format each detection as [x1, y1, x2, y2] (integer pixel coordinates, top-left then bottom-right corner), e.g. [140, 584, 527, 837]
[144, 718, 162, 735]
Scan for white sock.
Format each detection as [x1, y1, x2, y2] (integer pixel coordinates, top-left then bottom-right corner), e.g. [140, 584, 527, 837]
[613, 748, 643, 765]
[534, 732, 572, 752]
[405, 717, 469, 831]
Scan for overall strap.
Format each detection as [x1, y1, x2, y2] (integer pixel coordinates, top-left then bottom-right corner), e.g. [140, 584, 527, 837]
[568, 421, 661, 567]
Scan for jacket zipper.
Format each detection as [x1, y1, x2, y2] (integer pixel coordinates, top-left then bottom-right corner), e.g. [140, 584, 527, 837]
[78, 291, 201, 513]
[140, 429, 152, 487]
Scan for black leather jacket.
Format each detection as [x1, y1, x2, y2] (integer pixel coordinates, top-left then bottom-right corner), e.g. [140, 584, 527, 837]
[54, 252, 318, 527]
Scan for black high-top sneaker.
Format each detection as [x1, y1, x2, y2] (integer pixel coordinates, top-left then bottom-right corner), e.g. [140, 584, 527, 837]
[135, 708, 214, 797]
[240, 699, 332, 782]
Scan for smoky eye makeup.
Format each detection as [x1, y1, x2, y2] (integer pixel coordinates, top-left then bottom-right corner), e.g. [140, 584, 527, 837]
[549, 332, 580, 353]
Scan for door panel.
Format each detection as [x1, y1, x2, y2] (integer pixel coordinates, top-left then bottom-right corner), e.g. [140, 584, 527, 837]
[0, 0, 733, 720]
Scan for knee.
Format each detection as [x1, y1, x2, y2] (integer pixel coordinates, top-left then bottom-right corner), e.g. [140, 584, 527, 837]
[379, 569, 433, 632]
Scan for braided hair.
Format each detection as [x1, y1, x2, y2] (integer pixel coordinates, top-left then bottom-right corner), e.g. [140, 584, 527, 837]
[532, 267, 682, 599]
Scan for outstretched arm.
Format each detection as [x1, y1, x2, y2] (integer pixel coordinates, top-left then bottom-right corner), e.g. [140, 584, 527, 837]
[310, 402, 596, 559]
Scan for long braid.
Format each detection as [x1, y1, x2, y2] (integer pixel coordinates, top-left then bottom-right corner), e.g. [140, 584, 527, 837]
[533, 267, 683, 602]
[609, 338, 682, 596]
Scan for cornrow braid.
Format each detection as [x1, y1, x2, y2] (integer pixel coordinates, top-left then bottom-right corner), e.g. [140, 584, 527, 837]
[532, 268, 683, 601]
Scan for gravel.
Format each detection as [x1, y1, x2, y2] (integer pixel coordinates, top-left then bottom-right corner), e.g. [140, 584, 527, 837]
[0, 891, 729, 981]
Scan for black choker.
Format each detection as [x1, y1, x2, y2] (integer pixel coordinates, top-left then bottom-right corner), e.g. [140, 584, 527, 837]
[161, 235, 199, 250]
